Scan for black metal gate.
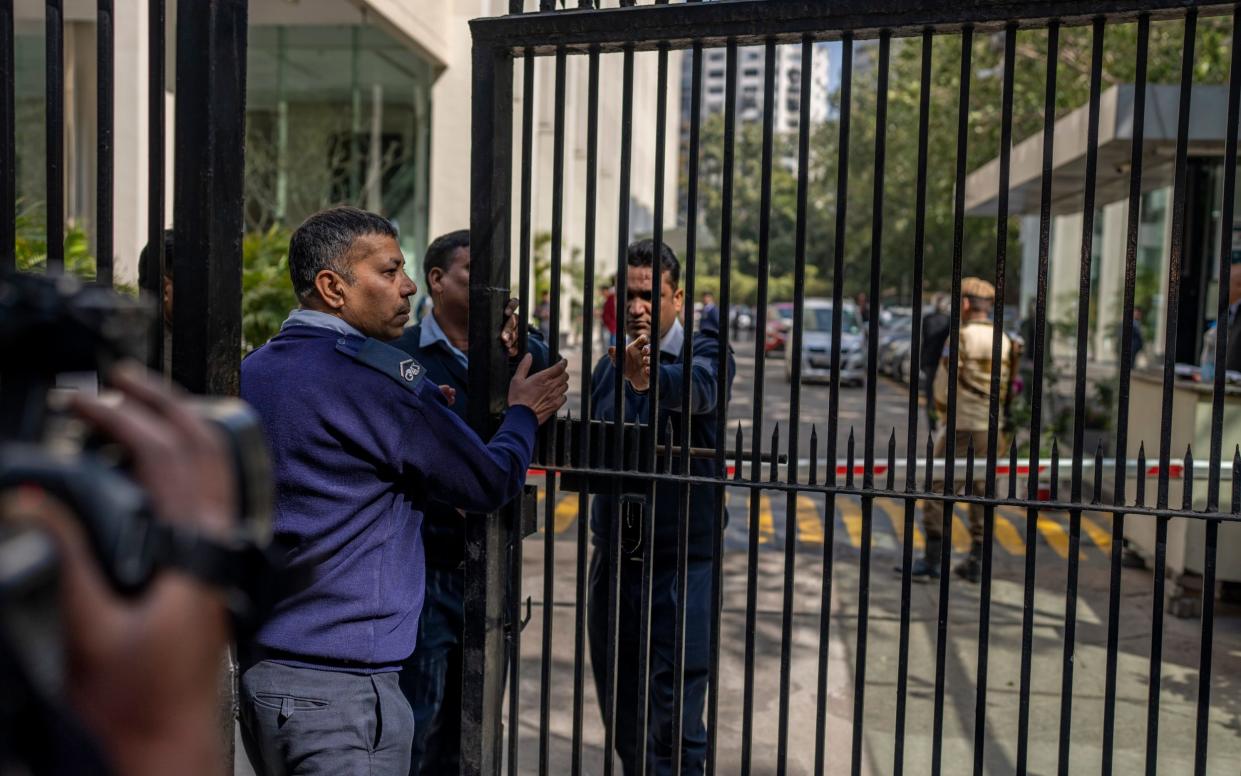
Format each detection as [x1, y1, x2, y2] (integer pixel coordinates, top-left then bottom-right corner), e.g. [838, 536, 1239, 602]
[466, 1, 1241, 775]
[1, 0, 246, 394]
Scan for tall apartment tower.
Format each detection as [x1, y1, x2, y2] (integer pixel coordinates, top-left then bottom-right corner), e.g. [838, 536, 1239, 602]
[688, 42, 830, 134]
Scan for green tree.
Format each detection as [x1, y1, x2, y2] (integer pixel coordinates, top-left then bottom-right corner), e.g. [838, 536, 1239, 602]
[680, 18, 1233, 306]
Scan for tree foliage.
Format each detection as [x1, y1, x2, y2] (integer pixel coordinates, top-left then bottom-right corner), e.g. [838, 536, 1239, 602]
[684, 17, 1233, 307]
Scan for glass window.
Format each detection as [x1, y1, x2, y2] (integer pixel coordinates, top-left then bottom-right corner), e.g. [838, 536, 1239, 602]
[804, 307, 860, 334]
[244, 26, 433, 267]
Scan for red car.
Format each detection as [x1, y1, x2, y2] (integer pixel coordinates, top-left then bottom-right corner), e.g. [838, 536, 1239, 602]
[765, 302, 795, 354]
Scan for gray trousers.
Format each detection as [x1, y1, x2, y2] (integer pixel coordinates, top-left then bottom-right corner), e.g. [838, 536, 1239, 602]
[238, 660, 414, 776]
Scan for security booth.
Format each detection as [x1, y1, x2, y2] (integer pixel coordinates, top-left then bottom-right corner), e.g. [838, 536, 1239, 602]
[965, 82, 1241, 613]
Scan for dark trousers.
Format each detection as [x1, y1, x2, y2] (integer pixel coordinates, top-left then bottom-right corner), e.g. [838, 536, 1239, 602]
[588, 546, 712, 776]
[238, 660, 414, 776]
[399, 565, 464, 776]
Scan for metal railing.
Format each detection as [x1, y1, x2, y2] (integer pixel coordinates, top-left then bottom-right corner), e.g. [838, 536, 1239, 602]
[467, 2, 1241, 775]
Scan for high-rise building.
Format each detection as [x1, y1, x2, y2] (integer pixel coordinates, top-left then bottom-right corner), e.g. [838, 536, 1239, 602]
[687, 42, 830, 135]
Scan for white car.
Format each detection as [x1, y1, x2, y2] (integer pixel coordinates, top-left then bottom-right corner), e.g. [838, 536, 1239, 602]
[784, 299, 866, 385]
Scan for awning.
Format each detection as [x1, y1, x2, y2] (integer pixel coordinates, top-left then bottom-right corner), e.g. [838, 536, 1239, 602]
[965, 83, 1236, 217]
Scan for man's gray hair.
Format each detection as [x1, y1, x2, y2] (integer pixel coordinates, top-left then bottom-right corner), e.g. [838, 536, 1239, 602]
[288, 206, 399, 300]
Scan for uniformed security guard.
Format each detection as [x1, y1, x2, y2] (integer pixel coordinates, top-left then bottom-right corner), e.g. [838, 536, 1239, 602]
[911, 276, 1016, 584]
[391, 230, 550, 776]
[237, 207, 569, 774]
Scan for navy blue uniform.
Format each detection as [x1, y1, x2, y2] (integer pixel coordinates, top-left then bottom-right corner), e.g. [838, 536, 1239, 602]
[237, 321, 539, 775]
[391, 321, 549, 776]
[588, 319, 734, 776]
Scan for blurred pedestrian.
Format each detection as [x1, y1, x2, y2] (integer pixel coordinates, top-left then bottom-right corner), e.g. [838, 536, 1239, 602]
[920, 293, 951, 433]
[908, 278, 1016, 584]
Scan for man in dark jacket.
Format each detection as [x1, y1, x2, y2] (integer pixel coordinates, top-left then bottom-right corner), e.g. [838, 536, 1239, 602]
[1228, 255, 1241, 373]
[238, 208, 568, 775]
[588, 239, 735, 776]
[920, 293, 951, 432]
[391, 230, 550, 775]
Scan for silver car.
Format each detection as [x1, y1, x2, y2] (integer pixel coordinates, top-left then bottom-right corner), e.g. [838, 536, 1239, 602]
[784, 299, 866, 385]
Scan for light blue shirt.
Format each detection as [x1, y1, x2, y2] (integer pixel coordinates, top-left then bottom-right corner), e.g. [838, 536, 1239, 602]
[281, 308, 365, 339]
[420, 311, 469, 370]
[659, 317, 684, 357]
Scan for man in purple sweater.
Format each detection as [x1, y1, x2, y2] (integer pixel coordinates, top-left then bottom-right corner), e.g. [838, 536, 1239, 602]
[238, 206, 568, 774]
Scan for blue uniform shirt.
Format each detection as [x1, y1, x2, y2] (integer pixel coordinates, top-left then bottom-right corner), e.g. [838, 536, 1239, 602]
[590, 317, 735, 562]
[240, 319, 538, 671]
[391, 317, 550, 569]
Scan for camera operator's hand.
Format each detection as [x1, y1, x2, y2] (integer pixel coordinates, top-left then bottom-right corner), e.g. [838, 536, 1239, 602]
[5, 364, 235, 776]
[507, 354, 569, 424]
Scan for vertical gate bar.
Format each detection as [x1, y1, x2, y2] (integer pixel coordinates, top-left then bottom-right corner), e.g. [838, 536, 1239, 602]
[705, 40, 737, 776]
[145, 0, 165, 371]
[0, 0, 12, 271]
[508, 482, 525, 776]
[632, 38, 671, 776]
[814, 33, 851, 776]
[508, 47, 532, 776]
[740, 38, 777, 776]
[670, 35, 704, 776]
[1103, 16, 1148, 774]
[171, 0, 246, 397]
[45, 0, 64, 272]
[893, 29, 933, 776]
[932, 27, 973, 776]
[465, 37, 514, 776]
[1057, 20, 1105, 774]
[776, 35, 813, 776]
[507, 43, 531, 776]
[1194, 13, 1241, 773]
[1149, 12, 1197, 773]
[518, 53, 535, 382]
[511, 49, 531, 774]
[536, 46, 567, 776]
[1207, 13, 1241, 516]
[570, 46, 599, 776]
[973, 25, 1016, 776]
[95, 0, 114, 285]
[852, 30, 890, 776]
[1016, 21, 1057, 775]
[603, 43, 635, 776]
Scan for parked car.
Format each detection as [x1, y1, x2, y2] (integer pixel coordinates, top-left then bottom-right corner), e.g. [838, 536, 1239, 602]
[784, 299, 866, 385]
[765, 302, 795, 355]
[878, 330, 912, 378]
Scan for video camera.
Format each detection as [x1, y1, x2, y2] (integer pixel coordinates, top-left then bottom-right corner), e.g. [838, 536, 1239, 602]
[0, 270, 273, 763]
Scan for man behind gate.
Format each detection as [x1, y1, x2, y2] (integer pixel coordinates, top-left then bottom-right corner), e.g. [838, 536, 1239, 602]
[588, 239, 735, 775]
[391, 229, 551, 775]
[911, 276, 1016, 584]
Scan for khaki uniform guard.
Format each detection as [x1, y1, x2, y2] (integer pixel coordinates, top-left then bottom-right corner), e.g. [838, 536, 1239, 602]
[910, 277, 1018, 583]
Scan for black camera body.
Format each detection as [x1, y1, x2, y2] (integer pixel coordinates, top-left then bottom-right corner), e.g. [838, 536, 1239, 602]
[0, 269, 274, 655]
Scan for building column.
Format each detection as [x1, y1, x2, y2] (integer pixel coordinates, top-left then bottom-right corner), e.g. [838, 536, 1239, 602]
[1094, 199, 1128, 362]
[1049, 211, 1083, 366]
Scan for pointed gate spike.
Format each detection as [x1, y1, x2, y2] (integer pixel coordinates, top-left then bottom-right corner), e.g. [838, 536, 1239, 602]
[809, 424, 819, 487]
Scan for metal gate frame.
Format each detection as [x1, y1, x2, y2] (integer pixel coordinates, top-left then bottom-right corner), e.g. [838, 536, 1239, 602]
[467, 1, 1241, 775]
